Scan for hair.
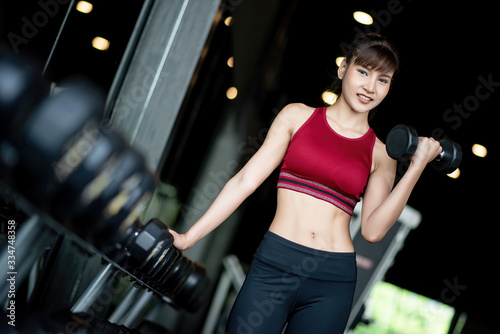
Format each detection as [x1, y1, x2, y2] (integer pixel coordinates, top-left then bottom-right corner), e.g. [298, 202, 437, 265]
[329, 33, 399, 113]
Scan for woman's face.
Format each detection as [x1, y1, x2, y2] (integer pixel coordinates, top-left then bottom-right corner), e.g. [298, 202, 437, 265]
[338, 59, 394, 114]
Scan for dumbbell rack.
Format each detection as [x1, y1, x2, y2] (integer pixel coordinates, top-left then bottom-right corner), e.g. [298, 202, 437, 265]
[0, 180, 177, 308]
[0, 52, 212, 332]
[0, 181, 195, 333]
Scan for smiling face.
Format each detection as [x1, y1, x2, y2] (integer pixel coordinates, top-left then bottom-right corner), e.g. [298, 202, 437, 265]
[331, 34, 399, 116]
[338, 61, 394, 114]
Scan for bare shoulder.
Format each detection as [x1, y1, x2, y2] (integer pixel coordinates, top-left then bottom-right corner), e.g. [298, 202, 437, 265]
[277, 103, 317, 134]
[280, 103, 315, 118]
[372, 136, 397, 174]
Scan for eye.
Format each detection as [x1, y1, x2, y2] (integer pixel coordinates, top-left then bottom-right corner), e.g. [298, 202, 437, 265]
[357, 69, 368, 76]
[378, 78, 389, 84]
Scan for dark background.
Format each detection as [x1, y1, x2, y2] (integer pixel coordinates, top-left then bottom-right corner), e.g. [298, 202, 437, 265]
[229, 1, 499, 330]
[1, 0, 498, 331]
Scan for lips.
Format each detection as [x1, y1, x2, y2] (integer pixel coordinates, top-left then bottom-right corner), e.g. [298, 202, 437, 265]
[357, 94, 373, 104]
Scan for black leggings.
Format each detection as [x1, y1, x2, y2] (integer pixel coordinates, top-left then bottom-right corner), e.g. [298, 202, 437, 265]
[226, 231, 357, 334]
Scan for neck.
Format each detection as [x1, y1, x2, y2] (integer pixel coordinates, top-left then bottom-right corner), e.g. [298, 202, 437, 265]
[327, 94, 370, 132]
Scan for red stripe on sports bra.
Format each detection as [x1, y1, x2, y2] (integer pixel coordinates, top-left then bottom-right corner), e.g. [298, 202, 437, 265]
[277, 172, 358, 216]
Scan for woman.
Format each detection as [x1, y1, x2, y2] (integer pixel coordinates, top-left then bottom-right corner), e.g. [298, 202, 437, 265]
[170, 33, 442, 333]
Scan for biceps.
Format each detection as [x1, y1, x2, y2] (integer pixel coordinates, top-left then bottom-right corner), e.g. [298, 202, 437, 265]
[362, 164, 396, 217]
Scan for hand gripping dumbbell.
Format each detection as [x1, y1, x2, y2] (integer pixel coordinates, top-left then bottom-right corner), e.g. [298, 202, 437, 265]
[121, 218, 210, 312]
[385, 124, 462, 174]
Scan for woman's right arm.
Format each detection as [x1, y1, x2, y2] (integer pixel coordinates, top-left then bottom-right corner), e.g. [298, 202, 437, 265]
[170, 104, 302, 250]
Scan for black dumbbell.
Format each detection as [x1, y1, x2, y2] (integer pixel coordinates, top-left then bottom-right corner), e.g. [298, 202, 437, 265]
[126, 219, 172, 268]
[122, 218, 210, 312]
[0, 69, 156, 247]
[14, 80, 104, 208]
[0, 53, 48, 136]
[105, 219, 143, 267]
[70, 146, 153, 237]
[96, 168, 157, 250]
[0, 63, 208, 311]
[0, 53, 48, 181]
[0, 68, 156, 249]
[386, 124, 462, 174]
[45, 120, 157, 250]
[124, 218, 179, 283]
[50, 130, 127, 225]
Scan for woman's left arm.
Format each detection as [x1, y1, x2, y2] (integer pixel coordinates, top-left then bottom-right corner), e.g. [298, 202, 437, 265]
[360, 137, 442, 242]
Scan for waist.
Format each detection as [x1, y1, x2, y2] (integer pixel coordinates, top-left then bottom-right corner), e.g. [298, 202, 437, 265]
[271, 188, 354, 251]
[254, 231, 357, 282]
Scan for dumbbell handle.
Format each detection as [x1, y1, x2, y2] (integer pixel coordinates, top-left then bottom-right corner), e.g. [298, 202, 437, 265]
[436, 149, 445, 161]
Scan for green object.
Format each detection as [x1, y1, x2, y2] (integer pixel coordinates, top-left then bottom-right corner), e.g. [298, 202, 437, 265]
[351, 281, 455, 334]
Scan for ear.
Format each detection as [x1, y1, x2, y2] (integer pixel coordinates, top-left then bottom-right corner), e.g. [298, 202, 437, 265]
[337, 59, 347, 80]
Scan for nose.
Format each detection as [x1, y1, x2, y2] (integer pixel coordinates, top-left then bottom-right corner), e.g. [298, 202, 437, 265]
[364, 77, 376, 94]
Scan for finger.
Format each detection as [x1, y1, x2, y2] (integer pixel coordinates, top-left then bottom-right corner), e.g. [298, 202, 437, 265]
[168, 228, 179, 239]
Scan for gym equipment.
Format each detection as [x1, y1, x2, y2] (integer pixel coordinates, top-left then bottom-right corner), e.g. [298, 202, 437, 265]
[0, 309, 176, 334]
[0, 56, 156, 246]
[0, 215, 57, 301]
[0, 54, 211, 329]
[50, 130, 127, 225]
[124, 218, 210, 312]
[69, 145, 155, 244]
[14, 80, 104, 208]
[0, 54, 48, 183]
[385, 124, 462, 174]
[0, 53, 47, 136]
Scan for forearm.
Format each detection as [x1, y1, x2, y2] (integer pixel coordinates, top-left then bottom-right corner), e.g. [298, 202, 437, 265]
[362, 163, 425, 242]
[183, 174, 256, 248]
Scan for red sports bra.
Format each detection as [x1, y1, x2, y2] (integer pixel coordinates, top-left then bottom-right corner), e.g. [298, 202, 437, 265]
[277, 107, 376, 215]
